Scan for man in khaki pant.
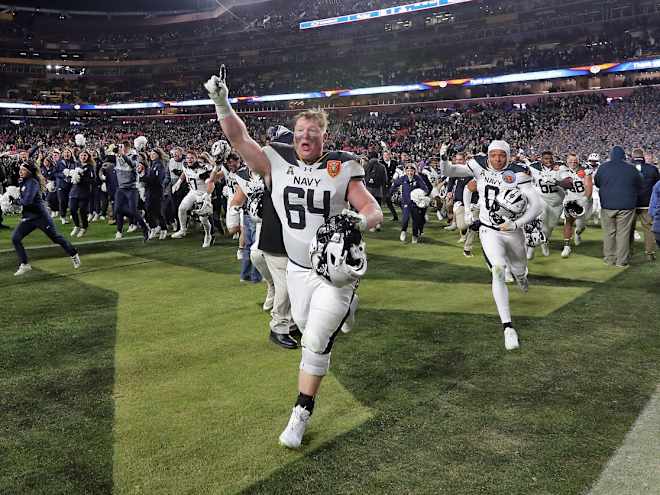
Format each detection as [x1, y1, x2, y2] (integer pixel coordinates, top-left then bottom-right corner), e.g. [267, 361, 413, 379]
[594, 146, 642, 267]
[630, 148, 660, 262]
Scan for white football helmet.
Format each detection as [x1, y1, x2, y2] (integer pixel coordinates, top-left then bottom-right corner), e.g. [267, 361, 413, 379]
[588, 153, 600, 162]
[192, 193, 213, 217]
[411, 188, 431, 208]
[134, 135, 148, 151]
[74, 133, 86, 147]
[489, 188, 528, 226]
[0, 186, 21, 214]
[211, 140, 231, 161]
[523, 219, 547, 247]
[309, 215, 367, 288]
[247, 189, 264, 221]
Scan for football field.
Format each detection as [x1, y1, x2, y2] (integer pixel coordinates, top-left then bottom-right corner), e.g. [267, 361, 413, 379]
[1, 215, 659, 494]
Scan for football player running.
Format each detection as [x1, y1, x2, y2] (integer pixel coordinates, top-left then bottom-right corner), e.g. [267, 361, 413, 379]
[440, 140, 543, 351]
[527, 151, 571, 258]
[171, 151, 214, 248]
[560, 153, 593, 258]
[204, 68, 383, 449]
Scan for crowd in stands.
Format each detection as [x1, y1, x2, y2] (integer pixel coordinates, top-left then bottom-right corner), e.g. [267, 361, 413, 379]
[1, 87, 659, 164]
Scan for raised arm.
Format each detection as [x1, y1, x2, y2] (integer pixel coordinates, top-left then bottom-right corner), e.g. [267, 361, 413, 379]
[204, 67, 270, 177]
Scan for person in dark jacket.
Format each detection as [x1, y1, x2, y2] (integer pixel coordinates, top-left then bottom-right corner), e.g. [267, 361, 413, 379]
[380, 150, 399, 221]
[594, 146, 643, 267]
[11, 161, 80, 276]
[69, 150, 96, 238]
[40, 156, 59, 215]
[630, 148, 660, 261]
[649, 180, 660, 249]
[364, 158, 387, 231]
[141, 149, 170, 239]
[54, 148, 76, 224]
[389, 163, 429, 243]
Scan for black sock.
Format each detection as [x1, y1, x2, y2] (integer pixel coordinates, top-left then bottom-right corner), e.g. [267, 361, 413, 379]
[502, 322, 513, 331]
[564, 238, 570, 246]
[295, 393, 315, 414]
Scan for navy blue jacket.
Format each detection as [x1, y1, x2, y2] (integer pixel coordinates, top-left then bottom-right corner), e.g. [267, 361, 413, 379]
[631, 159, 660, 208]
[389, 174, 429, 207]
[69, 164, 96, 199]
[142, 160, 170, 199]
[19, 177, 50, 221]
[594, 146, 642, 210]
[649, 181, 660, 233]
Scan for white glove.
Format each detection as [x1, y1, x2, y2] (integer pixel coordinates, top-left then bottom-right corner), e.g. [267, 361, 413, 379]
[203, 64, 232, 120]
[46, 180, 55, 192]
[172, 178, 181, 193]
[342, 208, 368, 232]
[101, 183, 107, 193]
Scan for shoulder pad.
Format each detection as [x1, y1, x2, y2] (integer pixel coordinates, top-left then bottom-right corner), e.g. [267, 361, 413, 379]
[508, 163, 530, 175]
[528, 161, 542, 171]
[472, 155, 488, 169]
[267, 142, 298, 166]
[318, 151, 360, 169]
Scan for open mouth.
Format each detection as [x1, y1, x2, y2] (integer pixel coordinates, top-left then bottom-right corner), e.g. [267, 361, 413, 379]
[300, 142, 311, 153]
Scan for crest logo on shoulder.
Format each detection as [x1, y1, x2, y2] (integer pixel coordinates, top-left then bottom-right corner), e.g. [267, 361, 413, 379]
[502, 170, 516, 185]
[327, 160, 341, 178]
[287, 166, 295, 176]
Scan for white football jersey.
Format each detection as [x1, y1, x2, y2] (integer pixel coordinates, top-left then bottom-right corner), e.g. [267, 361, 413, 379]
[529, 163, 568, 207]
[561, 165, 592, 202]
[183, 164, 212, 192]
[264, 143, 364, 268]
[463, 157, 533, 228]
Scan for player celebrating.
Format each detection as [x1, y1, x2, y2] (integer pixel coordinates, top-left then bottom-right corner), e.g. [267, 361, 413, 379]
[171, 151, 214, 248]
[560, 153, 593, 258]
[204, 67, 383, 449]
[527, 151, 571, 257]
[440, 140, 542, 350]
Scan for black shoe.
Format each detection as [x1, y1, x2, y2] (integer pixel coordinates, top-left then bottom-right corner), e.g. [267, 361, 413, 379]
[289, 325, 302, 340]
[269, 331, 298, 349]
[142, 228, 149, 243]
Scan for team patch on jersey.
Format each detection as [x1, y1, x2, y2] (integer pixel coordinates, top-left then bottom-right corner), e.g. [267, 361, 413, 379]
[501, 170, 516, 185]
[577, 169, 586, 178]
[287, 166, 295, 176]
[327, 160, 341, 178]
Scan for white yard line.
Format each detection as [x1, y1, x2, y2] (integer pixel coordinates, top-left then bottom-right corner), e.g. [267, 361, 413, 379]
[0, 236, 143, 255]
[589, 384, 660, 495]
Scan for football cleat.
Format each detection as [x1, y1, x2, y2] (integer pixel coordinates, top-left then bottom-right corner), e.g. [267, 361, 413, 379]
[514, 273, 529, 293]
[149, 226, 161, 240]
[399, 231, 406, 242]
[444, 223, 457, 231]
[14, 263, 32, 276]
[279, 406, 311, 449]
[412, 236, 419, 244]
[70, 226, 80, 237]
[504, 327, 520, 351]
[114, 232, 123, 240]
[71, 254, 81, 269]
[561, 246, 571, 258]
[463, 250, 473, 258]
[171, 230, 187, 239]
[202, 233, 213, 248]
[574, 232, 582, 246]
[541, 243, 550, 257]
[127, 224, 138, 233]
[60, 216, 68, 225]
[76, 228, 86, 238]
[159, 230, 168, 241]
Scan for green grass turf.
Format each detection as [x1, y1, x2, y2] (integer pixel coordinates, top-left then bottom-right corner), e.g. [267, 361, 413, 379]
[1, 212, 658, 494]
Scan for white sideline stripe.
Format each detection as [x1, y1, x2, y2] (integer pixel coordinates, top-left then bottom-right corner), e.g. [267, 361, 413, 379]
[0, 236, 143, 254]
[588, 384, 660, 495]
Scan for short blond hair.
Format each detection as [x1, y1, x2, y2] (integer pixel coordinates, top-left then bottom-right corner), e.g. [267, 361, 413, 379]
[293, 108, 329, 133]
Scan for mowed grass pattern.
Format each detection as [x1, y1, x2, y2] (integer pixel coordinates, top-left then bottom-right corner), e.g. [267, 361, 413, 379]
[1, 213, 659, 494]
